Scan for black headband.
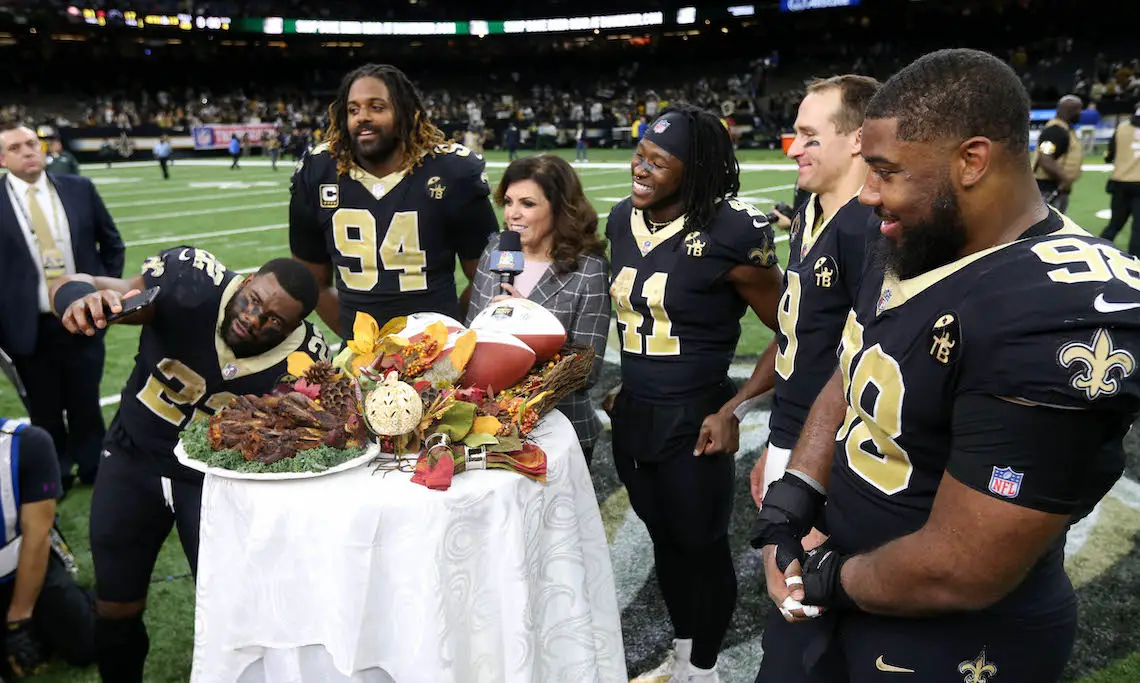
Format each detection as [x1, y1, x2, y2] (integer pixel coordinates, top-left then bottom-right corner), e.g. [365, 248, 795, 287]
[641, 112, 691, 164]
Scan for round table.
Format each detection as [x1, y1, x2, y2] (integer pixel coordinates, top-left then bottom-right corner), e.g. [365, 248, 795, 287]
[189, 410, 627, 683]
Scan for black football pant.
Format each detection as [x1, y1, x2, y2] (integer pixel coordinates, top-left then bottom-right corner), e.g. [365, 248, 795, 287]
[611, 381, 738, 670]
[1100, 182, 1140, 257]
[11, 314, 106, 486]
[755, 597, 1076, 682]
[90, 445, 202, 683]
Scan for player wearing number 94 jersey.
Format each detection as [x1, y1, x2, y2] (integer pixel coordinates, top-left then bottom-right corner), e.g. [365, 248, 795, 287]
[753, 50, 1140, 683]
[289, 64, 498, 338]
[48, 246, 326, 683]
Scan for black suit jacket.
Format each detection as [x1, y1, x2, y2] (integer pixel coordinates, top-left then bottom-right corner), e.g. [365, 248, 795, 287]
[0, 172, 125, 356]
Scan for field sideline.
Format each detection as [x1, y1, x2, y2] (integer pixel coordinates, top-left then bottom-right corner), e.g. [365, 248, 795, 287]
[1, 147, 1137, 682]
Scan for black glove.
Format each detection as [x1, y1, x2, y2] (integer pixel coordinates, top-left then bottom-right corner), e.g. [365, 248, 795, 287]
[6, 619, 46, 678]
[801, 541, 855, 609]
[749, 473, 826, 572]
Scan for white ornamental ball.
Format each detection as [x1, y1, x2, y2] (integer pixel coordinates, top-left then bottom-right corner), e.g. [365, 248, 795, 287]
[364, 371, 423, 436]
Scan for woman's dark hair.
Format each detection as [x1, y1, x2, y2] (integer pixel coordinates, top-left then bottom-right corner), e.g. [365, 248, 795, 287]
[660, 103, 741, 234]
[494, 155, 606, 275]
[324, 63, 448, 176]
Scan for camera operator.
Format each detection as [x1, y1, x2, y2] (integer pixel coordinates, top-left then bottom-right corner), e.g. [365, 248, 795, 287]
[0, 420, 95, 679]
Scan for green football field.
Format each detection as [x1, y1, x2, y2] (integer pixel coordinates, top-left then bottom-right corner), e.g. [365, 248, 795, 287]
[1, 147, 1138, 682]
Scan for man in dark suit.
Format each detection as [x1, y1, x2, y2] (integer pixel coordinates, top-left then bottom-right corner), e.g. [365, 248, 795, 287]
[0, 124, 124, 489]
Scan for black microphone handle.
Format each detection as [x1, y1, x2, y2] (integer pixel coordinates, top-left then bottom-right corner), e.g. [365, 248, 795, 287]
[496, 271, 517, 288]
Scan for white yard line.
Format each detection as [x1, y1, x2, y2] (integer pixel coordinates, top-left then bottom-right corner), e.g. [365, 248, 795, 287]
[79, 158, 1118, 173]
[115, 202, 286, 223]
[125, 223, 287, 247]
[107, 188, 284, 209]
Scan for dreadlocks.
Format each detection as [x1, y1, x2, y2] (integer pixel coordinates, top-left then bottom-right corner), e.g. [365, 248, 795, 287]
[663, 103, 741, 234]
[324, 64, 449, 177]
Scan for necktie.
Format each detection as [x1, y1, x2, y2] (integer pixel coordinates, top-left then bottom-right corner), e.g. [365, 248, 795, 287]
[27, 185, 66, 283]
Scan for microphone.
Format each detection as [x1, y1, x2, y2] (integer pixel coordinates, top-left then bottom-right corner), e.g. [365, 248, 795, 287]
[489, 230, 525, 290]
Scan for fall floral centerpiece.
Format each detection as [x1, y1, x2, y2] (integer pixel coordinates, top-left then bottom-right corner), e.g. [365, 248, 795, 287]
[179, 308, 594, 488]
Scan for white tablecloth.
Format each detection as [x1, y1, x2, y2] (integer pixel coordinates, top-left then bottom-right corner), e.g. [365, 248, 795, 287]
[191, 410, 626, 683]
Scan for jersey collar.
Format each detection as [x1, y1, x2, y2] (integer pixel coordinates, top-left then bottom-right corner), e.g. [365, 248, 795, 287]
[630, 208, 687, 256]
[800, 189, 863, 258]
[349, 164, 408, 201]
[214, 275, 308, 380]
[876, 210, 1086, 315]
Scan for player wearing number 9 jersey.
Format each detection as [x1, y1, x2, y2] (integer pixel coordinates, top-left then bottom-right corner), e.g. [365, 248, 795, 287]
[49, 247, 327, 683]
[753, 49, 1140, 683]
[289, 64, 498, 338]
[608, 105, 783, 683]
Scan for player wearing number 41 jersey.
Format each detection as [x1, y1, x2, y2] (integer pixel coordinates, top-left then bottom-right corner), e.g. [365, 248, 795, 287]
[753, 49, 1140, 683]
[289, 64, 498, 337]
[608, 105, 783, 683]
[48, 247, 326, 683]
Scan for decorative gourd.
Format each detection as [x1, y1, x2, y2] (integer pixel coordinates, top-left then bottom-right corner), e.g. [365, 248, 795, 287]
[364, 371, 423, 436]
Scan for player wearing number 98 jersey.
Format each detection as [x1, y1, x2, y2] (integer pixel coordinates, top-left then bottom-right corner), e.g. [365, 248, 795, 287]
[608, 105, 783, 683]
[753, 50, 1140, 683]
[49, 246, 326, 683]
[289, 64, 498, 338]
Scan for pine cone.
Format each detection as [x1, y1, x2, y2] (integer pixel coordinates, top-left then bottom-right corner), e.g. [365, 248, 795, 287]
[320, 376, 359, 421]
[303, 361, 337, 387]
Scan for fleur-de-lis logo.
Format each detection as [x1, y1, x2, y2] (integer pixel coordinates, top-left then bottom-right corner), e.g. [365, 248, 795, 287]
[957, 650, 998, 683]
[1058, 328, 1136, 400]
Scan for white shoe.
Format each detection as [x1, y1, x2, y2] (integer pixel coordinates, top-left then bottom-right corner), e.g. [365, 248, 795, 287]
[688, 664, 721, 683]
[630, 638, 693, 683]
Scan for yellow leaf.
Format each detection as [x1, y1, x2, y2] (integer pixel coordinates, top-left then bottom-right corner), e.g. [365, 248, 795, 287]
[425, 321, 448, 349]
[351, 352, 378, 374]
[349, 312, 381, 355]
[377, 315, 408, 338]
[472, 415, 501, 435]
[379, 335, 410, 354]
[449, 330, 477, 373]
[287, 352, 314, 378]
[525, 391, 551, 410]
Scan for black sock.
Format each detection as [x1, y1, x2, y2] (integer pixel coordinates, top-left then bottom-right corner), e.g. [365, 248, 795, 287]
[96, 614, 149, 683]
[690, 537, 737, 669]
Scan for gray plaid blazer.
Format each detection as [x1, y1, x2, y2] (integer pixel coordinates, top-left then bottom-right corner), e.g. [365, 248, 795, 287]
[466, 233, 611, 454]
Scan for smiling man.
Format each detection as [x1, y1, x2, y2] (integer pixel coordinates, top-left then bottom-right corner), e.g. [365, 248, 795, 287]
[289, 64, 498, 338]
[751, 48, 1140, 683]
[697, 75, 881, 518]
[49, 247, 329, 683]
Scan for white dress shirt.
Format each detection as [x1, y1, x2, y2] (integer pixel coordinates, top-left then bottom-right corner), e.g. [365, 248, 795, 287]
[5, 172, 75, 313]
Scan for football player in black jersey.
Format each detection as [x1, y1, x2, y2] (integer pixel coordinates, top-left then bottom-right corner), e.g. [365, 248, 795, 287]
[289, 64, 498, 338]
[691, 74, 881, 682]
[697, 76, 880, 518]
[50, 248, 328, 683]
[753, 48, 1140, 683]
[608, 104, 782, 683]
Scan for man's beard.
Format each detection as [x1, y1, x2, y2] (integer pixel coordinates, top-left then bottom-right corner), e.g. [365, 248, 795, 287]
[352, 126, 399, 167]
[876, 180, 967, 280]
[220, 296, 286, 358]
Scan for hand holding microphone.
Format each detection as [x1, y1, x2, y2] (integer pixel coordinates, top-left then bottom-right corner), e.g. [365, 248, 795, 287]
[489, 230, 526, 302]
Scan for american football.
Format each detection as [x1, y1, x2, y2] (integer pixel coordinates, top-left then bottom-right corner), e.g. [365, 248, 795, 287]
[459, 329, 536, 393]
[469, 297, 567, 361]
[401, 312, 466, 339]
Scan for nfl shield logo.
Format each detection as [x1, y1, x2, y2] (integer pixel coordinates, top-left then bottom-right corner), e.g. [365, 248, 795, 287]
[652, 119, 671, 134]
[988, 466, 1023, 498]
[876, 288, 893, 314]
